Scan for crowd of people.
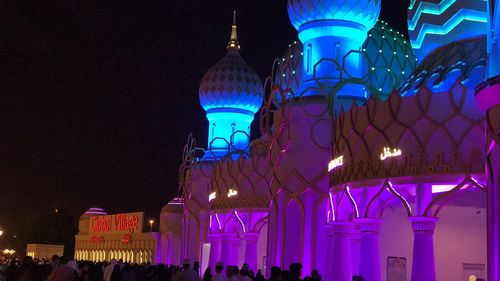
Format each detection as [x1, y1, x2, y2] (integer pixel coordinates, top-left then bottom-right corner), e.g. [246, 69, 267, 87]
[0, 255, 325, 281]
[0, 256, 488, 281]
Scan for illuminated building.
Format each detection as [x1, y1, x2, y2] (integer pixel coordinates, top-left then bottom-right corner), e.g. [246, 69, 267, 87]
[26, 244, 64, 260]
[198, 11, 264, 161]
[160, 1, 500, 281]
[74, 208, 161, 264]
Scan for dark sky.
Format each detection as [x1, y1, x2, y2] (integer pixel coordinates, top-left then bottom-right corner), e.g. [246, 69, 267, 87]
[0, 0, 408, 247]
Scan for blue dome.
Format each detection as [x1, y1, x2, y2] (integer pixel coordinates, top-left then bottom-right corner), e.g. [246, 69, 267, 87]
[273, 21, 417, 102]
[400, 36, 487, 96]
[287, 0, 380, 31]
[199, 50, 264, 114]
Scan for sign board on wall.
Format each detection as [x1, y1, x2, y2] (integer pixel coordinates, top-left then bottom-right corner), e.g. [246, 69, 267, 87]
[387, 256, 406, 281]
[89, 212, 144, 234]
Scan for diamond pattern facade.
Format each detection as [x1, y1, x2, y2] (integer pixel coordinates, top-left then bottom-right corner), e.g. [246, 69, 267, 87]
[199, 51, 264, 113]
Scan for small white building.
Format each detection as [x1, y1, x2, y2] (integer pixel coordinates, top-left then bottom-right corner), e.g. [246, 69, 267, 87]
[26, 244, 64, 260]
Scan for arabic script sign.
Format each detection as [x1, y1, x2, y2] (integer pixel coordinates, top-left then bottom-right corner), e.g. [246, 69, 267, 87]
[380, 147, 402, 160]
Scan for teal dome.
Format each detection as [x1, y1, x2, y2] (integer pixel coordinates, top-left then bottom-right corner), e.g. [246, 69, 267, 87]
[273, 21, 417, 102]
[363, 21, 418, 99]
[400, 36, 487, 96]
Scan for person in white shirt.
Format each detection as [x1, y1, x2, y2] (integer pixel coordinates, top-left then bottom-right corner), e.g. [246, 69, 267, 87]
[103, 259, 118, 281]
[211, 262, 228, 281]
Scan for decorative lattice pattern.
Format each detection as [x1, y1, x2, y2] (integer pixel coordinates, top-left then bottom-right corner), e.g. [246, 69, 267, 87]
[210, 153, 272, 211]
[331, 82, 485, 186]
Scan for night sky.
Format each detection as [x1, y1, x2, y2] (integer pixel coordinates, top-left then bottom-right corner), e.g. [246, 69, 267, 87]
[0, 0, 408, 250]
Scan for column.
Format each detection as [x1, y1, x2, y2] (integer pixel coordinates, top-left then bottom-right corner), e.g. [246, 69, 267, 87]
[409, 217, 438, 281]
[415, 184, 432, 216]
[160, 234, 169, 265]
[356, 218, 383, 281]
[326, 221, 354, 281]
[220, 233, 239, 266]
[302, 192, 314, 276]
[208, 234, 221, 270]
[486, 125, 500, 281]
[243, 233, 259, 271]
[476, 76, 500, 281]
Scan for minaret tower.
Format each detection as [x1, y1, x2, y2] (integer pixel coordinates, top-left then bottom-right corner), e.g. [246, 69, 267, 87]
[287, 0, 380, 105]
[199, 12, 264, 160]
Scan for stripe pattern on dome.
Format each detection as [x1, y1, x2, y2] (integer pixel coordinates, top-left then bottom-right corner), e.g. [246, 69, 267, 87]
[287, 0, 380, 30]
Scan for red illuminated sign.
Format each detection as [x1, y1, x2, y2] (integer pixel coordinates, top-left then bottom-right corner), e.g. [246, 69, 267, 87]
[90, 236, 104, 243]
[115, 214, 139, 233]
[91, 216, 112, 233]
[90, 212, 143, 234]
[122, 234, 131, 244]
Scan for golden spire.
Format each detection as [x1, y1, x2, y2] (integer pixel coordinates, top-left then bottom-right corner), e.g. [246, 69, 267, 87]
[227, 10, 240, 50]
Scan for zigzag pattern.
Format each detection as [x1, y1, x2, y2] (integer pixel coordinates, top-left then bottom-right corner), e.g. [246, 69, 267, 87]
[411, 9, 488, 49]
[408, 0, 460, 30]
[408, 0, 488, 51]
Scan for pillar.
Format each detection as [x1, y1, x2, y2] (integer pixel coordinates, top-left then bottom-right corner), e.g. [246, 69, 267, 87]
[409, 217, 438, 281]
[244, 233, 259, 271]
[302, 192, 314, 275]
[476, 76, 500, 281]
[159, 234, 169, 265]
[357, 218, 383, 281]
[220, 233, 239, 266]
[327, 221, 354, 281]
[415, 184, 432, 216]
[486, 116, 500, 281]
[208, 234, 221, 270]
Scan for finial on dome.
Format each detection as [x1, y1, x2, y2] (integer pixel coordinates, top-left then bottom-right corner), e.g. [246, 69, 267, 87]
[227, 10, 240, 50]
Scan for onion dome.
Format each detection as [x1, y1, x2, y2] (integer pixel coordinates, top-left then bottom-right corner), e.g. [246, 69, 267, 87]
[400, 36, 487, 96]
[160, 198, 183, 235]
[199, 11, 264, 114]
[408, 0, 488, 62]
[273, 21, 417, 103]
[273, 40, 303, 104]
[78, 207, 107, 235]
[82, 207, 107, 217]
[160, 198, 184, 214]
[363, 21, 418, 99]
[287, 0, 380, 31]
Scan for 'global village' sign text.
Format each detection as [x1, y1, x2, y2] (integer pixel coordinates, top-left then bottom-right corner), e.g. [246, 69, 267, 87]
[90, 212, 144, 234]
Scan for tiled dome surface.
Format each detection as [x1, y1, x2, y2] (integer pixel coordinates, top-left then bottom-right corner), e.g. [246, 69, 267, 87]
[273, 21, 416, 102]
[287, 0, 380, 31]
[401, 36, 487, 96]
[199, 52, 264, 114]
